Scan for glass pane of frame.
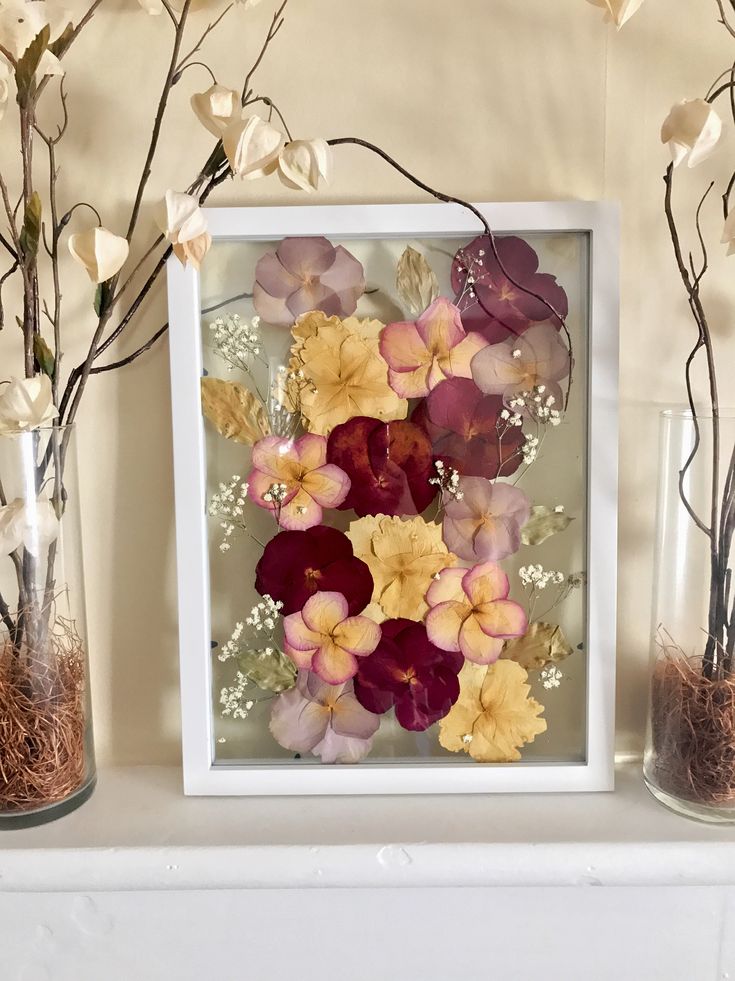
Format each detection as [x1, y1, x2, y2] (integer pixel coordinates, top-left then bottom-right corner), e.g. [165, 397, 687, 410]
[196, 227, 590, 769]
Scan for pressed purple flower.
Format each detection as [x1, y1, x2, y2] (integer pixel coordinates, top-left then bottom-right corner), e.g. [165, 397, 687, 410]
[411, 377, 524, 478]
[442, 476, 531, 562]
[253, 236, 366, 327]
[451, 235, 569, 343]
[269, 671, 380, 763]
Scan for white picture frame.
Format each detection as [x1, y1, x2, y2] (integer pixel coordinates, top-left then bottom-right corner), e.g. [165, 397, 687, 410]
[167, 201, 619, 796]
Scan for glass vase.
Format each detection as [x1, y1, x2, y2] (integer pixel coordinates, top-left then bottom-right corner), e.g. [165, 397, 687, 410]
[644, 408, 735, 823]
[0, 424, 95, 827]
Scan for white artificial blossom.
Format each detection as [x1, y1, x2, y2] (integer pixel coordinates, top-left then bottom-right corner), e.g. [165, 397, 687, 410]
[0, 498, 58, 558]
[156, 190, 212, 270]
[136, 0, 163, 13]
[223, 113, 284, 179]
[191, 84, 240, 137]
[68, 226, 130, 284]
[661, 99, 723, 168]
[0, 0, 71, 77]
[277, 138, 332, 192]
[0, 376, 57, 434]
[586, 0, 644, 28]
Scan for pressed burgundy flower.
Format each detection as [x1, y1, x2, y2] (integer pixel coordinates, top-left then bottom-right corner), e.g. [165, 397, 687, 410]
[327, 416, 436, 517]
[353, 618, 463, 731]
[253, 236, 366, 327]
[255, 525, 373, 615]
[412, 377, 523, 478]
[450, 235, 569, 343]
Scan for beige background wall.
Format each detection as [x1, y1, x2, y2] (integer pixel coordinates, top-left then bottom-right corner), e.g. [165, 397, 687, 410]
[0, 0, 732, 765]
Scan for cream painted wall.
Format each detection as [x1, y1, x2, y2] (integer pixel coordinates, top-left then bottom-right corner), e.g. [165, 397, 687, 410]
[0, 0, 733, 765]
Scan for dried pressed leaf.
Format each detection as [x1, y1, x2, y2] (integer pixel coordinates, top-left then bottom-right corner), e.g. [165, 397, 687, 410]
[237, 648, 296, 693]
[396, 246, 439, 316]
[200, 377, 270, 445]
[502, 621, 574, 672]
[520, 505, 573, 546]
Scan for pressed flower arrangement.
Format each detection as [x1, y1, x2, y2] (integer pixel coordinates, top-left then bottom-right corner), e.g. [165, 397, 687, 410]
[193, 218, 598, 771]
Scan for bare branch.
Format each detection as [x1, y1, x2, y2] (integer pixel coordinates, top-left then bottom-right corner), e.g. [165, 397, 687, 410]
[241, 0, 289, 103]
[125, 0, 193, 244]
[176, 3, 234, 73]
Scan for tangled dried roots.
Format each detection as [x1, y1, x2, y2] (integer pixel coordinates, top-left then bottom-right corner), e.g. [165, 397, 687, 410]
[0, 619, 89, 814]
[650, 652, 735, 806]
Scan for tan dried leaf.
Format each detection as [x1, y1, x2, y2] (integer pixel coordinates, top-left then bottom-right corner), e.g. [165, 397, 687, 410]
[396, 246, 439, 316]
[502, 621, 574, 672]
[200, 377, 270, 445]
[521, 505, 573, 546]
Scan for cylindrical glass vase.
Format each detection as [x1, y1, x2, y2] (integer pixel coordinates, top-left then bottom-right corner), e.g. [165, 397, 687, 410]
[0, 424, 95, 827]
[644, 409, 735, 823]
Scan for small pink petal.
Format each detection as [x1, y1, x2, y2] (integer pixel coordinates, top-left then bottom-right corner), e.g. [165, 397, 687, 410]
[425, 600, 467, 652]
[302, 464, 351, 508]
[444, 331, 488, 379]
[459, 615, 504, 664]
[311, 642, 359, 684]
[475, 598, 528, 639]
[462, 562, 510, 606]
[283, 611, 322, 652]
[269, 688, 328, 752]
[426, 568, 467, 608]
[416, 297, 464, 349]
[379, 321, 428, 372]
[301, 591, 349, 634]
[277, 489, 323, 531]
[387, 365, 431, 399]
[294, 433, 328, 470]
[312, 728, 374, 763]
[333, 615, 381, 656]
[251, 435, 294, 477]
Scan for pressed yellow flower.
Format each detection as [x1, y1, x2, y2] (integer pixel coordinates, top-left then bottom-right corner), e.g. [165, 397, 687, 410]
[289, 312, 407, 436]
[438, 660, 547, 762]
[347, 514, 456, 619]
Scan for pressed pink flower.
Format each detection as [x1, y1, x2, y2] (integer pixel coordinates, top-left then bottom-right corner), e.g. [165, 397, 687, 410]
[426, 563, 527, 665]
[269, 671, 379, 763]
[379, 297, 487, 399]
[253, 236, 365, 327]
[471, 321, 570, 410]
[451, 235, 569, 342]
[247, 434, 350, 531]
[283, 591, 381, 684]
[442, 477, 531, 563]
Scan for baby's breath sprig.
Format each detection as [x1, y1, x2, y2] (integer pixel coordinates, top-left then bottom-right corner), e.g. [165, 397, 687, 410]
[207, 475, 250, 552]
[217, 596, 284, 664]
[209, 313, 267, 402]
[429, 459, 464, 499]
[519, 564, 585, 619]
[541, 665, 564, 690]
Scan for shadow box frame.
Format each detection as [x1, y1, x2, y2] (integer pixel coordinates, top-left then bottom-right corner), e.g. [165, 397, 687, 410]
[166, 200, 619, 796]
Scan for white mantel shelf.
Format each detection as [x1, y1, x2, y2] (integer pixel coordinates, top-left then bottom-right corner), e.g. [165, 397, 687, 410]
[1, 762, 734, 893]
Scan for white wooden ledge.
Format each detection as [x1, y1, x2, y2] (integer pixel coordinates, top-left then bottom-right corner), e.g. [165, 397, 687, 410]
[0, 762, 733, 893]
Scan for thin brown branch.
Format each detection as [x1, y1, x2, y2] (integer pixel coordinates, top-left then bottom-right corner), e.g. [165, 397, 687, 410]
[36, 0, 105, 101]
[126, 0, 193, 244]
[248, 95, 293, 141]
[715, 0, 735, 38]
[176, 3, 233, 72]
[241, 0, 289, 103]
